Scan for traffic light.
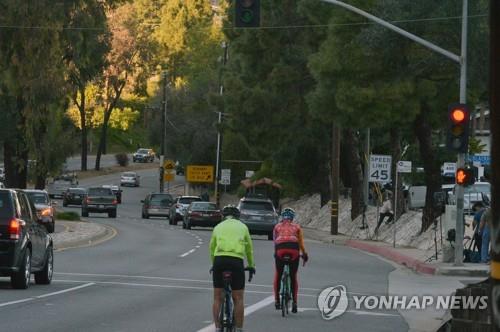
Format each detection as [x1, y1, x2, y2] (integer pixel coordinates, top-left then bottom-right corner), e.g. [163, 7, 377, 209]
[446, 103, 470, 153]
[456, 167, 474, 186]
[235, 0, 260, 28]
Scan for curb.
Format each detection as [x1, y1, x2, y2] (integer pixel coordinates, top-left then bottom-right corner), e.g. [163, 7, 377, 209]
[345, 240, 490, 277]
[345, 239, 437, 275]
[54, 222, 117, 252]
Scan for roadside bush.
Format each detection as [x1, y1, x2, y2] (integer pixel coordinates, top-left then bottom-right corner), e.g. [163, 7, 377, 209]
[115, 153, 129, 167]
[56, 211, 80, 221]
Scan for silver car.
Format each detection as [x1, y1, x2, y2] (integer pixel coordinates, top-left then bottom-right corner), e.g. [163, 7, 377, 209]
[169, 196, 202, 224]
[120, 172, 140, 187]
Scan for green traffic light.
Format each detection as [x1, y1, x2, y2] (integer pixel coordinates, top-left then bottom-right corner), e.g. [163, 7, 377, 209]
[241, 9, 254, 23]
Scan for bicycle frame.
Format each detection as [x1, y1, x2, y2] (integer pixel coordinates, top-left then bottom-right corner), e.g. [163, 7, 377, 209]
[220, 272, 234, 331]
[280, 262, 292, 317]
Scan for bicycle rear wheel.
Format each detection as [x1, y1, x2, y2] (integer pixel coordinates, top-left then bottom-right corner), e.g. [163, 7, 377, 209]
[281, 273, 289, 317]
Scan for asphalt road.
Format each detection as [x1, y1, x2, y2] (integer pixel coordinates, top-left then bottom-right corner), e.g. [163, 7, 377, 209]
[0, 169, 409, 332]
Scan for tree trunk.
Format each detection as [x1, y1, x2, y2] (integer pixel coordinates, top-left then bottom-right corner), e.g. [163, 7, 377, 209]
[35, 173, 46, 190]
[414, 107, 441, 233]
[390, 128, 405, 218]
[79, 85, 87, 171]
[345, 129, 364, 220]
[95, 109, 112, 171]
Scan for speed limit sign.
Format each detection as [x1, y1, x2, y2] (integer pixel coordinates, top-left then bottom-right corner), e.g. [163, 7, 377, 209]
[369, 155, 392, 183]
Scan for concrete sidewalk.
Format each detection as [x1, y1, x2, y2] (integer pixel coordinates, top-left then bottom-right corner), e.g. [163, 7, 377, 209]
[52, 220, 116, 251]
[303, 227, 490, 277]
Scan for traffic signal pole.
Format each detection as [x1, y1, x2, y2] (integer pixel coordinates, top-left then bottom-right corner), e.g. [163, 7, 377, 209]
[160, 71, 168, 193]
[321, 0, 468, 265]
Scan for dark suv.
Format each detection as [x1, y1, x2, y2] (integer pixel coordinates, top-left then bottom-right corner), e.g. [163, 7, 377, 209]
[0, 189, 54, 289]
[238, 197, 279, 240]
[82, 187, 118, 218]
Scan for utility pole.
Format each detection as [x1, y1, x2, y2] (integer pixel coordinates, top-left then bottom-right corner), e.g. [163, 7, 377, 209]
[160, 71, 168, 193]
[214, 42, 228, 207]
[331, 124, 340, 235]
[361, 128, 370, 230]
[321, 0, 468, 266]
[489, 1, 500, 329]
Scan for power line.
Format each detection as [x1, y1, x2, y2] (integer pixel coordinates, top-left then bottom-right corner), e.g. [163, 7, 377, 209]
[0, 14, 487, 31]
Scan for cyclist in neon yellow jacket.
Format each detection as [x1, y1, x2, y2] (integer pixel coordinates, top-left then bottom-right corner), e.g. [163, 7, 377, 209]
[210, 205, 255, 332]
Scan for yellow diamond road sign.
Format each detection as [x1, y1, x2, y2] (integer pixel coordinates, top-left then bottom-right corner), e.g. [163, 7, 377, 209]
[186, 165, 214, 183]
[164, 159, 175, 170]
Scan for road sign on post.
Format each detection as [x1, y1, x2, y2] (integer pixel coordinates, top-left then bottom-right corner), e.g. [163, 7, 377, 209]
[369, 155, 392, 183]
[397, 161, 412, 173]
[164, 159, 175, 170]
[164, 172, 175, 182]
[186, 165, 214, 183]
[220, 169, 231, 185]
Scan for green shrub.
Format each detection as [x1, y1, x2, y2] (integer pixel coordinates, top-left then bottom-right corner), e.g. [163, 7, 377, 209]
[56, 211, 80, 221]
[115, 153, 129, 167]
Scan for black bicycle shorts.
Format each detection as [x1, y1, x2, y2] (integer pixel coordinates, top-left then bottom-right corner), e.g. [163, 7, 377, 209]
[213, 256, 245, 290]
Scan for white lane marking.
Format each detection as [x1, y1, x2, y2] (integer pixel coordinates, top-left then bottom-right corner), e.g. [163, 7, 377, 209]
[197, 296, 275, 332]
[0, 283, 94, 308]
[0, 298, 35, 307]
[179, 249, 196, 257]
[35, 283, 95, 299]
[53, 272, 359, 293]
[195, 246, 200, 248]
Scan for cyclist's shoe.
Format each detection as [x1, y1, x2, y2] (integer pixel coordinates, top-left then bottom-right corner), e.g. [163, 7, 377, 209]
[275, 302, 281, 310]
[292, 302, 298, 313]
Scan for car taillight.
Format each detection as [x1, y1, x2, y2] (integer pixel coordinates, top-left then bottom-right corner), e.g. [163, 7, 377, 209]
[190, 211, 201, 217]
[9, 219, 24, 240]
[86, 198, 91, 204]
[112, 199, 118, 205]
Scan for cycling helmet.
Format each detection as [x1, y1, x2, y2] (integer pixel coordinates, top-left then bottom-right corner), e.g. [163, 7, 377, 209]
[222, 205, 240, 219]
[281, 207, 295, 221]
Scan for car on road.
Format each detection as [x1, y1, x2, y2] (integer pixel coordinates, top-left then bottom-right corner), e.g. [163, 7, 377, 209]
[0, 167, 4, 182]
[81, 187, 118, 218]
[0, 189, 54, 289]
[62, 187, 87, 207]
[141, 193, 174, 220]
[182, 202, 222, 229]
[169, 195, 202, 224]
[102, 184, 123, 204]
[176, 165, 185, 176]
[237, 197, 278, 240]
[132, 148, 155, 163]
[120, 172, 140, 187]
[448, 182, 491, 214]
[47, 173, 79, 198]
[24, 189, 56, 233]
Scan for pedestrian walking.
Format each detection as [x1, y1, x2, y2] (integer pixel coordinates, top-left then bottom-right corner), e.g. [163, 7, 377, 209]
[375, 191, 394, 234]
[479, 207, 492, 263]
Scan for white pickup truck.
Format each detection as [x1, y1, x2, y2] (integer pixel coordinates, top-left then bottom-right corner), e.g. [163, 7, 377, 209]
[47, 173, 78, 198]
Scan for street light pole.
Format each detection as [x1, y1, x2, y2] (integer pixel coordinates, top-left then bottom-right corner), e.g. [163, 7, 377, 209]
[160, 71, 168, 193]
[214, 42, 228, 207]
[321, 0, 468, 265]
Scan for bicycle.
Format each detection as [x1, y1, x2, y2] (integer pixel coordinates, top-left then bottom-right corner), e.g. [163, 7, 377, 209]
[279, 255, 293, 317]
[217, 267, 254, 332]
[279, 254, 306, 317]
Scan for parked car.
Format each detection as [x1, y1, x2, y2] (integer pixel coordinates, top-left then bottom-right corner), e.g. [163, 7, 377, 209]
[62, 187, 86, 207]
[176, 165, 185, 176]
[81, 187, 118, 218]
[47, 173, 78, 198]
[102, 185, 122, 204]
[237, 197, 278, 240]
[169, 195, 202, 224]
[132, 148, 155, 163]
[183, 202, 222, 229]
[0, 189, 54, 289]
[141, 193, 174, 220]
[448, 182, 491, 214]
[120, 172, 140, 187]
[24, 190, 55, 233]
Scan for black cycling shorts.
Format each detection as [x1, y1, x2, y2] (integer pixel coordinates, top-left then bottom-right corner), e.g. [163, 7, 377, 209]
[213, 256, 245, 290]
